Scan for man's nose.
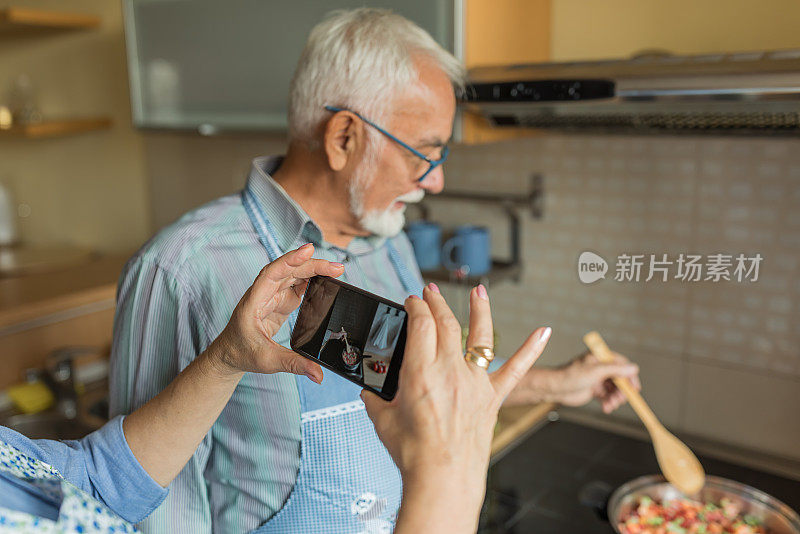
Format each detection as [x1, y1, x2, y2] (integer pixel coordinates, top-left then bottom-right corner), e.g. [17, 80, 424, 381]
[418, 166, 444, 194]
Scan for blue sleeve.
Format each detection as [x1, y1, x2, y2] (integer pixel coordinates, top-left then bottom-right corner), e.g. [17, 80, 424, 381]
[0, 416, 168, 524]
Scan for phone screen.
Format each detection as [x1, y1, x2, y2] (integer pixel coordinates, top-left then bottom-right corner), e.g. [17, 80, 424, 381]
[290, 276, 408, 400]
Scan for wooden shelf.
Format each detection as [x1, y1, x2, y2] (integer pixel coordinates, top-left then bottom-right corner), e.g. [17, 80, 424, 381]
[422, 260, 523, 286]
[414, 175, 544, 286]
[0, 118, 112, 139]
[0, 7, 100, 34]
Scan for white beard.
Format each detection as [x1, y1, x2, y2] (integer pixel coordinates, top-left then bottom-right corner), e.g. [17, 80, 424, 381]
[349, 165, 425, 238]
[360, 189, 425, 237]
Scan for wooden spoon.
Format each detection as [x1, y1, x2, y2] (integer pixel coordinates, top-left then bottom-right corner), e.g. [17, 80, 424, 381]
[583, 331, 706, 495]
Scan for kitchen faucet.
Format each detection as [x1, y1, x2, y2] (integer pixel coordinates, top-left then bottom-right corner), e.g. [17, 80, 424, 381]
[30, 347, 98, 420]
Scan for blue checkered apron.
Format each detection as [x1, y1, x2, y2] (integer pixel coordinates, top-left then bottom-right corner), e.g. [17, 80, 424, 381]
[242, 186, 423, 534]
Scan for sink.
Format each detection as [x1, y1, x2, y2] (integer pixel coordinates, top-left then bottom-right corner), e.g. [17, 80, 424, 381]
[3, 349, 110, 441]
[4, 412, 100, 440]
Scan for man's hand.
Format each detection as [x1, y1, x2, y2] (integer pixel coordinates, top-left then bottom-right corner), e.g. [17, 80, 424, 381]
[550, 351, 640, 412]
[505, 350, 640, 413]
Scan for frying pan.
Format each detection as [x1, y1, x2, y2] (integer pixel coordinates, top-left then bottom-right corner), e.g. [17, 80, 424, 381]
[340, 344, 362, 371]
[583, 474, 800, 533]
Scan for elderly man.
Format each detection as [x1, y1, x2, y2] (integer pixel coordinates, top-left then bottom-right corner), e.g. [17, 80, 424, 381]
[110, 8, 639, 533]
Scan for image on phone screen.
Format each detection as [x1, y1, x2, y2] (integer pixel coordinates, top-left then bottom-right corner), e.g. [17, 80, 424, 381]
[290, 276, 407, 400]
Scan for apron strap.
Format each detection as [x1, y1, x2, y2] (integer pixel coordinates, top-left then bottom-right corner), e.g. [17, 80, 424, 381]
[385, 238, 422, 296]
[242, 188, 302, 328]
[242, 188, 284, 260]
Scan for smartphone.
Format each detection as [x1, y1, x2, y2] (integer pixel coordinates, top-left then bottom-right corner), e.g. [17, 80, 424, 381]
[290, 276, 408, 400]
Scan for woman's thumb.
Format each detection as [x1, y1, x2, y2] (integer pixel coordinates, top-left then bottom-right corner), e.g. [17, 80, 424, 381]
[276, 347, 323, 384]
[360, 389, 384, 420]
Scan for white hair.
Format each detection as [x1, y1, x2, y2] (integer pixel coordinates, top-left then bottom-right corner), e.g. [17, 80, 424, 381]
[287, 8, 466, 148]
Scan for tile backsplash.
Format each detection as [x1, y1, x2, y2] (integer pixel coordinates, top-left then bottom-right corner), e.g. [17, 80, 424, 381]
[438, 134, 800, 462]
[144, 131, 800, 463]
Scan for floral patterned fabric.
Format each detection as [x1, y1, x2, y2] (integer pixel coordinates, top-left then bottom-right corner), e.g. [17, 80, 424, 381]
[0, 439, 137, 533]
[0, 417, 167, 533]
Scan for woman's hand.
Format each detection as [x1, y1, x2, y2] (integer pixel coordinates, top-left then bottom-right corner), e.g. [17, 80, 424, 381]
[123, 244, 344, 487]
[361, 283, 551, 534]
[207, 243, 344, 383]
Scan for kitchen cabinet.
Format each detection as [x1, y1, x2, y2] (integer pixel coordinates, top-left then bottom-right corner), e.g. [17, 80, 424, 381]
[124, 0, 460, 132]
[461, 0, 800, 142]
[123, 0, 550, 142]
[460, 0, 550, 144]
[551, 0, 800, 62]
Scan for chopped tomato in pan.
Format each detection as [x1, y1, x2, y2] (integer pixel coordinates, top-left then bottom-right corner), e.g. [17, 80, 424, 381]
[619, 496, 766, 534]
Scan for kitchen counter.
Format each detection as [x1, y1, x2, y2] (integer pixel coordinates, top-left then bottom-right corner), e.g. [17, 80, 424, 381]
[0, 253, 128, 333]
[491, 402, 557, 461]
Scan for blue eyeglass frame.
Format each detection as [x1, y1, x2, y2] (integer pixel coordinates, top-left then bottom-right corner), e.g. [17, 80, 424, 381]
[324, 105, 449, 182]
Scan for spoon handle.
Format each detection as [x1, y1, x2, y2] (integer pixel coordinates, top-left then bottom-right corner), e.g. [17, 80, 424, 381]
[583, 331, 663, 434]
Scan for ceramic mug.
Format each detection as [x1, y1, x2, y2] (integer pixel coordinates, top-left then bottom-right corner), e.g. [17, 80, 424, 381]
[406, 220, 442, 271]
[442, 225, 491, 276]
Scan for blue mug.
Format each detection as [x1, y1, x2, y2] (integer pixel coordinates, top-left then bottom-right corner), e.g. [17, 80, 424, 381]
[406, 220, 442, 271]
[442, 225, 491, 276]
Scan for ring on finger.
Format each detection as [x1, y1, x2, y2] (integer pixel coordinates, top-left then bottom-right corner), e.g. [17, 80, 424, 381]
[464, 345, 494, 370]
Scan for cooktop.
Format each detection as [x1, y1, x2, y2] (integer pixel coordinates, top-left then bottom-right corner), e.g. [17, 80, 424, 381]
[480, 419, 800, 533]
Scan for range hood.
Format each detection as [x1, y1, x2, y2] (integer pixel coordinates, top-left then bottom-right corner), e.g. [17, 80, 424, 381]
[463, 49, 800, 135]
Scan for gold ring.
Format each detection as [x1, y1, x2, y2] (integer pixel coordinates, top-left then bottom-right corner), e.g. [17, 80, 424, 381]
[464, 352, 491, 369]
[464, 345, 495, 370]
[466, 345, 495, 361]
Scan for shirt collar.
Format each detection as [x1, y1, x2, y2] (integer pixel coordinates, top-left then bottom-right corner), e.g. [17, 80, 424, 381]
[245, 156, 387, 255]
[246, 156, 320, 251]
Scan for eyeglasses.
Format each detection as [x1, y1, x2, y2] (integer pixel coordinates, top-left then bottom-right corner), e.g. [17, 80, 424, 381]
[324, 105, 449, 182]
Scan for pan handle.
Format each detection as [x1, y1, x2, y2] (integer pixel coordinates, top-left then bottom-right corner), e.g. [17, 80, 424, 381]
[578, 480, 613, 522]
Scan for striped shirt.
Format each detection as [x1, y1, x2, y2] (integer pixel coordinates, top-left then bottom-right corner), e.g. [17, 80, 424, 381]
[109, 156, 422, 533]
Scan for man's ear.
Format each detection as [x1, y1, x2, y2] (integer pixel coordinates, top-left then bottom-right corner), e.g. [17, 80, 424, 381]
[323, 111, 363, 172]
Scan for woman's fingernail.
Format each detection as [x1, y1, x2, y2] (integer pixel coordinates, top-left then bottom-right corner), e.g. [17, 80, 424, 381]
[306, 370, 321, 384]
[476, 284, 488, 300]
[408, 294, 421, 300]
[300, 243, 313, 250]
[331, 262, 344, 268]
[540, 327, 552, 343]
[427, 282, 440, 294]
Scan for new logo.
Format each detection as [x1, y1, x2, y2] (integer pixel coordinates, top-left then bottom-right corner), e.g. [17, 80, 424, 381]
[578, 251, 608, 284]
